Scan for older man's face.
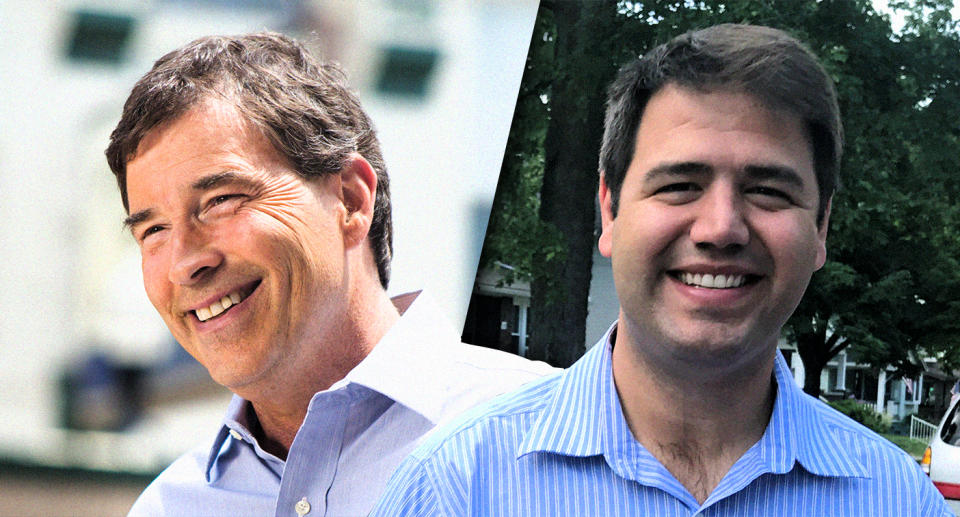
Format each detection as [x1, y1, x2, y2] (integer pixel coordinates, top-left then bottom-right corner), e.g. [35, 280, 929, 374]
[125, 100, 351, 391]
[599, 85, 828, 366]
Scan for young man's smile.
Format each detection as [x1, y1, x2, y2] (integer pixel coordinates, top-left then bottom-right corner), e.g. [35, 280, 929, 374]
[599, 84, 828, 362]
[666, 264, 766, 310]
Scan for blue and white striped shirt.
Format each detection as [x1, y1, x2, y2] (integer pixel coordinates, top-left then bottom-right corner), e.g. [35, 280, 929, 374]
[372, 324, 953, 516]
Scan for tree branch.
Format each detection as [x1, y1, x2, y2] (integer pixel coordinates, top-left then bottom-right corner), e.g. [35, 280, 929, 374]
[826, 335, 849, 360]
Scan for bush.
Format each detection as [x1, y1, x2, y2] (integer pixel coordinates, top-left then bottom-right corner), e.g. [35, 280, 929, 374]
[829, 400, 891, 434]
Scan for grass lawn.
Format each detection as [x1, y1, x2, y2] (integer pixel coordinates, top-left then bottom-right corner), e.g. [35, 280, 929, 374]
[882, 433, 929, 461]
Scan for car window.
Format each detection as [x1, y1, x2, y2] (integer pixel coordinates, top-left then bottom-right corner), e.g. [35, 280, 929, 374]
[942, 400, 960, 446]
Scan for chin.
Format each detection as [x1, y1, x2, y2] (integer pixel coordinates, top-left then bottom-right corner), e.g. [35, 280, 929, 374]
[203, 359, 267, 390]
[664, 325, 765, 359]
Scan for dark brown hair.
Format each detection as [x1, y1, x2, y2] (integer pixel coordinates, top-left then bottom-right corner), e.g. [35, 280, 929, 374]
[106, 32, 393, 288]
[600, 24, 841, 226]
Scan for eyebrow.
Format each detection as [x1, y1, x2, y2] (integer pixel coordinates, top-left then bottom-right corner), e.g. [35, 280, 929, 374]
[123, 170, 259, 232]
[643, 162, 714, 182]
[123, 209, 152, 232]
[191, 170, 255, 191]
[644, 161, 807, 190]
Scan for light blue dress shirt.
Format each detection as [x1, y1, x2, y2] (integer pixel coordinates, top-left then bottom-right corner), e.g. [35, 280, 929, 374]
[372, 324, 953, 516]
[127, 292, 554, 517]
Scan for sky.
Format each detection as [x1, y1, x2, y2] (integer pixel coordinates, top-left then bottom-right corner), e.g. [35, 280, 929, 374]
[872, 0, 960, 32]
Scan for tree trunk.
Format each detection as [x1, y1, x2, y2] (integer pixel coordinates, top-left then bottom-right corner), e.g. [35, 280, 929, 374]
[526, 2, 610, 367]
[796, 329, 848, 398]
[801, 353, 827, 398]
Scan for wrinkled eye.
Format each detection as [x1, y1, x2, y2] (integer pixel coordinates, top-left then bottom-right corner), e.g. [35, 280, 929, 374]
[210, 194, 241, 206]
[202, 194, 246, 218]
[139, 224, 165, 242]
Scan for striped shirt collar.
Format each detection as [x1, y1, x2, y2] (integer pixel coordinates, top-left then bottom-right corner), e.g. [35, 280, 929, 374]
[518, 323, 869, 483]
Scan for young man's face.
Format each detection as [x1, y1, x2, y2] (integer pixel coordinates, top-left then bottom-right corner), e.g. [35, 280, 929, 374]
[599, 85, 828, 366]
[125, 100, 352, 391]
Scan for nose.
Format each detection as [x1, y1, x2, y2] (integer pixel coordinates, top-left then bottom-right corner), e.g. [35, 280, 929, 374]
[688, 184, 750, 250]
[167, 223, 223, 285]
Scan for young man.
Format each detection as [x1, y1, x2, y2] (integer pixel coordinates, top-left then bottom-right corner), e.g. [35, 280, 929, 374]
[106, 32, 553, 516]
[372, 24, 951, 516]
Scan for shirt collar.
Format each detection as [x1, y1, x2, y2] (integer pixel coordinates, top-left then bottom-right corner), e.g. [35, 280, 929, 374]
[763, 351, 869, 479]
[339, 290, 470, 423]
[204, 290, 461, 479]
[518, 323, 616, 458]
[519, 322, 869, 480]
[205, 394, 278, 482]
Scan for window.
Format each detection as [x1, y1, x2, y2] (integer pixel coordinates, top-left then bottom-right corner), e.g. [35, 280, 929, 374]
[65, 10, 136, 65]
[375, 46, 439, 98]
[941, 399, 960, 447]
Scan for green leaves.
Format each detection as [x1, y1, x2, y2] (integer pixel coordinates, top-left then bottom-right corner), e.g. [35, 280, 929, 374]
[483, 0, 960, 379]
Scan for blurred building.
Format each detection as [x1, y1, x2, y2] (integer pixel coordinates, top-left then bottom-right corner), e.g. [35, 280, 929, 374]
[0, 0, 538, 486]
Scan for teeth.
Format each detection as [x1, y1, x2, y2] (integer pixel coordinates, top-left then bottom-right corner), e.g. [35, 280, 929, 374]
[210, 300, 225, 317]
[195, 290, 248, 322]
[679, 272, 747, 289]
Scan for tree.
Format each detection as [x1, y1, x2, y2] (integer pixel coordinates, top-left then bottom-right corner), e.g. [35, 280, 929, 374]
[480, 0, 960, 387]
[480, 1, 630, 366]
[525, 1, 627, 367]
[786, 0, 960, 395]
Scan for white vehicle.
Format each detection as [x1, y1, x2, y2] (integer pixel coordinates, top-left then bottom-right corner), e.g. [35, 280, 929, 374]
[924, 396, 960, 500]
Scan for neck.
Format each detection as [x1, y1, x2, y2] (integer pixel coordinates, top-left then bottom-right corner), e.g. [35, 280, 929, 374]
[243, 282, 401, 459]
[611, 324, 777, 504]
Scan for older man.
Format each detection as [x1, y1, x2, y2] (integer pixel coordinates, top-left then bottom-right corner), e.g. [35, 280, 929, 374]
[372, 24, 951, 516]
[106, 32, 552, 516]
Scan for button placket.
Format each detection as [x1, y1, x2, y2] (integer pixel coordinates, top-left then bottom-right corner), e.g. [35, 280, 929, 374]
[276, 390, 353, 517]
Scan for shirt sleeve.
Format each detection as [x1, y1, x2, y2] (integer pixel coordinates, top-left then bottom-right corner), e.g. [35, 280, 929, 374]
[127, 488, 163, 517]
[369, 455, 445, 517]
[923, 496, 957, 517]
[919, 483, 957, 517]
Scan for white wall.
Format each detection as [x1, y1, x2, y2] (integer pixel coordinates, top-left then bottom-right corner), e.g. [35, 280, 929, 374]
[0, 0, 538, 471]
[585, 247, 619, 348]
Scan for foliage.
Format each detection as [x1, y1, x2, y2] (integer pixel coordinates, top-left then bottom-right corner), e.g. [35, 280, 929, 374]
[830, 400, 892, 434]
[478, 7, 563, 287]
[786, 0, 960, 394]
[480, 0, 960, 377]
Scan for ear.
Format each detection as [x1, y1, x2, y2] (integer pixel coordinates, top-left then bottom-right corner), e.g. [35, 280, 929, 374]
[598, 172, 615, 258]
[339, 153, 377, 249]
[814, 197, 831, 270]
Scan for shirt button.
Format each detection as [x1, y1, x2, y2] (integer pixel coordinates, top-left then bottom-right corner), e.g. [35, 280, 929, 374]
[228, 429, 243, 441]
[294, 497, 311, 516]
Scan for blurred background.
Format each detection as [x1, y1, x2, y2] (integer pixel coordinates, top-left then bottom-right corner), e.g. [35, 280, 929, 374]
[0, 0, 538, 514]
